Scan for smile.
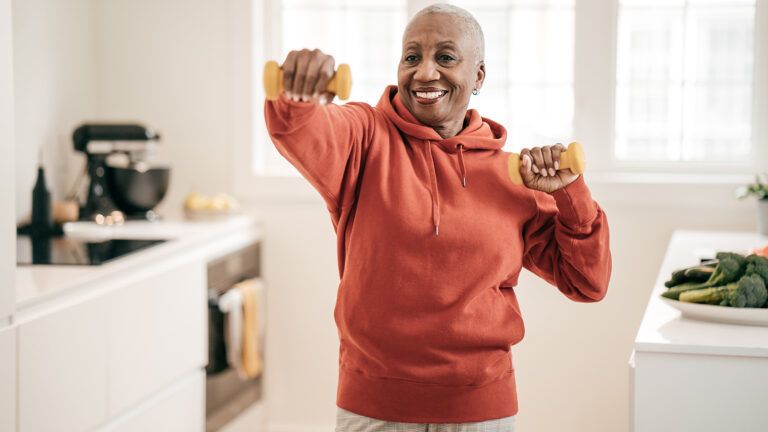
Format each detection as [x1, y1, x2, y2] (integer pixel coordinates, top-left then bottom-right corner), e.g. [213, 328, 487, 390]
[413, 90, 448, 104]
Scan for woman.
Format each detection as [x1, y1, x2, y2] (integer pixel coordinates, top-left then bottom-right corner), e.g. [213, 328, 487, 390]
[265, 4, 612, 431]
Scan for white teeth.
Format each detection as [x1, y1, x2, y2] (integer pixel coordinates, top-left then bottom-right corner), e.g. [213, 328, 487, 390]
[415, 91, 446, 99]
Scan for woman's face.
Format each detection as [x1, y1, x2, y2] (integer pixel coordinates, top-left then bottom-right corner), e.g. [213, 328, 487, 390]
[398, 13, 485, 131]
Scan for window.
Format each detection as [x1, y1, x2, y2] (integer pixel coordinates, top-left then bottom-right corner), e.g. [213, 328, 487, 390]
[452, 0, 575, 150]
[259, 0, 407, 176]
[250, 0, 765, 181]
[615, 0, 756, 163]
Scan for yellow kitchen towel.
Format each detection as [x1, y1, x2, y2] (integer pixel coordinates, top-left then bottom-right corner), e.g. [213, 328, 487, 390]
[236, 278, 263, 379]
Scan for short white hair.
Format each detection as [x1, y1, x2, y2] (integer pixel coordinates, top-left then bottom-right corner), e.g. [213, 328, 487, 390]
[407, 3, 485, 64]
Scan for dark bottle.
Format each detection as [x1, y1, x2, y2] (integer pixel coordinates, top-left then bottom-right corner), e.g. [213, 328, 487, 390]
[31, 165, 53, 236]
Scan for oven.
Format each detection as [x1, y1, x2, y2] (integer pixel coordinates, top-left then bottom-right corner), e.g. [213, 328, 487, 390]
[205, 240, 265, 431]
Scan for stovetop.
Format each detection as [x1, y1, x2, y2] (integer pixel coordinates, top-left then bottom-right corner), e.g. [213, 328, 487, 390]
[17, 234, 167, 266]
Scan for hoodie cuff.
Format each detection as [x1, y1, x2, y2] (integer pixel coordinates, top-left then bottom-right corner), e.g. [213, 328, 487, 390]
[267, 92, 321, 120]
[550, 175, 598, 228]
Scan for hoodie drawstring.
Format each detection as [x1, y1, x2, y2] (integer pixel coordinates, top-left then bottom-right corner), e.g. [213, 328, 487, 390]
[457, 144, 467, 188]
[424, 141, 441, 237]
[382, 88, 507, 238]
[424, 141, 470, 237]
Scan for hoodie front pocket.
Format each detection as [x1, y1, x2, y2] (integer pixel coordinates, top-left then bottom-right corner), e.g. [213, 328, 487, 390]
[338, 284, 522, 387]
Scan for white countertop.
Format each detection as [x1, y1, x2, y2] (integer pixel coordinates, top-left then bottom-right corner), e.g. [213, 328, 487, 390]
[634, 230, 768, 358]
[15, 214, 262, 314]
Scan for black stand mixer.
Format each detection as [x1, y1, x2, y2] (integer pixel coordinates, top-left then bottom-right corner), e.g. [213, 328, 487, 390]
[73, 123, 170, 224]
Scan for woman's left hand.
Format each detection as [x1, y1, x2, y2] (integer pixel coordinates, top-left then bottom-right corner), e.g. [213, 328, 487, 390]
[519, 144, 580, 194]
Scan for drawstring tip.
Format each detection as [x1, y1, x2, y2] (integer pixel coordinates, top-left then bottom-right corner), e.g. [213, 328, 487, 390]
[462, 177, 467, 188]
[434, 225, 439, 237]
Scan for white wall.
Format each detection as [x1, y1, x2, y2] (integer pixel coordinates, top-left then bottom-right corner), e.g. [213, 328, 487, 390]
[13, 0, 234, 223]
[94, 0, 234, 218]
[1, 0, 15, 322]
[12, 0, 99, 223]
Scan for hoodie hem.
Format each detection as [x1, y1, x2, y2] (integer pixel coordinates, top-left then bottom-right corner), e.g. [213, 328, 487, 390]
[336, 365, 518, 424]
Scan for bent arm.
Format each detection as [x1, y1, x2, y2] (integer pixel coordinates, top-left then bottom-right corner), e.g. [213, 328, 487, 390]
[521, 175, 612, 302]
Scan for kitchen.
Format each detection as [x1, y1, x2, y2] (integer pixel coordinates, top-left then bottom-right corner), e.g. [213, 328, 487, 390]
[1, 0, 768, 432]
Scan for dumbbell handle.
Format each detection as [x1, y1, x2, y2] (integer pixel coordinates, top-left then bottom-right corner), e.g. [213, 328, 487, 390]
[263, 60, 352, 101]
[507, 142, 586, 185]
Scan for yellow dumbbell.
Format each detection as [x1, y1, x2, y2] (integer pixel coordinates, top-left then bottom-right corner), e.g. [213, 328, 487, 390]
[263, 60, 352, 101]
[507, 142, 586, 185]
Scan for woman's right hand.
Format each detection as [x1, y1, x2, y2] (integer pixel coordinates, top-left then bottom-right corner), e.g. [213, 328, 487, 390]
[282, 48, 336, 105]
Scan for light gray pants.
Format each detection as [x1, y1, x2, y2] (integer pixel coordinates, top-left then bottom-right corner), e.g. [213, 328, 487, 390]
[335, 407, 516, 432]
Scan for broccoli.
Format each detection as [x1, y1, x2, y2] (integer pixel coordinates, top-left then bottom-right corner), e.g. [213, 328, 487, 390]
[662, 256, 745, 300]
[745, 254, 768, 286]
[716, 251, 747, 270]
[679, 274, 767, 308]
[705, 256, 746, 287]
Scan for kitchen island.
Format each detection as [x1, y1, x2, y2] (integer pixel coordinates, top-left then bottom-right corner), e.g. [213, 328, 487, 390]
[630, 230, 768, 432]
[10, 215, 263, 432]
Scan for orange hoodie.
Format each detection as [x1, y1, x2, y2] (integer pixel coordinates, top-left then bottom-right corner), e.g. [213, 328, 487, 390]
[265, 85, 612, 423]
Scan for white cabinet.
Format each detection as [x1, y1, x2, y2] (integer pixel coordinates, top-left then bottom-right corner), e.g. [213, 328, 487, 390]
[18, 259, 207, 432]
[100, 370, 205, 432]
[631, 230, 768, 432]
[14, 217, 261, 432]
[107, 260, 206, 415]
[632, 350, 768, 432]
[0, 325, 16, 432]
[19, 296, 109, 432]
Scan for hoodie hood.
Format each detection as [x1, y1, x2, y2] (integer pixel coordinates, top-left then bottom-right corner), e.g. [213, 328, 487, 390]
[377, 85, 507, 236]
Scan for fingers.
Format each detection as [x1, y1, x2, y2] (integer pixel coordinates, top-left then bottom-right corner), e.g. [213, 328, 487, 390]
[301, 49, 328, 101]
[282, 49, 336, 103]
[314, 57, 335, 104]
[291, 50, 310, 100]
[519, 149, 535, 183]
[529, 147, 546, 176]
[518, 143, 578, 192]
[551, 143, 565, 171]
[520, 144, 564, 177]
[542, 146, 555, 177]
[282, 50, 298, 99]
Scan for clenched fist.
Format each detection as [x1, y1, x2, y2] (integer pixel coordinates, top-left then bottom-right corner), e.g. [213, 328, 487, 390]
[281, 48, 336, 105]
[519, 143, 580, 194]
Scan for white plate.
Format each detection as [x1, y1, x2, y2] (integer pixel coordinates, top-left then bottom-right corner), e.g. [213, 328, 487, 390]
[660, 295, 768, 327]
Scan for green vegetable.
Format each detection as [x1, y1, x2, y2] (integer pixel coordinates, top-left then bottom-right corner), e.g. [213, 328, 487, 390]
[664, 261, 718, 288]
[745, 254, 768, 286]
[662, 256, 745, 299]
[679, 274, 767, 308]
[683, 266, 715, 280]
[661, 282, 702, 299]
[716, 252, 747, 270]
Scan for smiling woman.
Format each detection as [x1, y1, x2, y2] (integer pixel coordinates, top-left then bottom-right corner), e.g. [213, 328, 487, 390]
[397, 6, 485, 139]
[263, 3, 612, 431]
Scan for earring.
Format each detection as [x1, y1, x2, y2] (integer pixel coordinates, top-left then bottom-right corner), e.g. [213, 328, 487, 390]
[472, 89, 479, 95]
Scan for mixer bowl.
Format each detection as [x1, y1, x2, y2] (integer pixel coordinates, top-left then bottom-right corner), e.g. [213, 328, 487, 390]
[106, 165, 170, 214]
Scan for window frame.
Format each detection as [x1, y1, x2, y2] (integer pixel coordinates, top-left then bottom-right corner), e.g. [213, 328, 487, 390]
[233, 0, 768, 203]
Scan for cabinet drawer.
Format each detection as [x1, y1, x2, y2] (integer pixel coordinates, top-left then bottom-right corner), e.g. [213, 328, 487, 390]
[19, 295, 109, 432]
[99, 370, 204, 432]
[108, 260, 207, 416]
